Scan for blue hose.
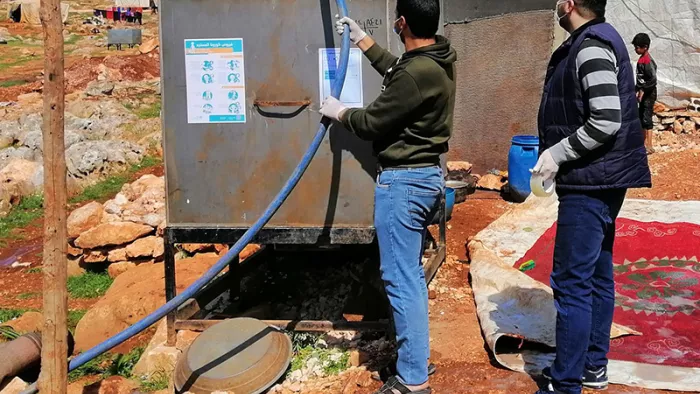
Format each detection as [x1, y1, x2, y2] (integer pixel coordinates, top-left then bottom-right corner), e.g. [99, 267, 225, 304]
[22, 2, 350, 392]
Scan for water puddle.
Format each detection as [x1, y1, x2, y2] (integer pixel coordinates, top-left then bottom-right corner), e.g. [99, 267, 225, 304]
[0, 244, 41, 268]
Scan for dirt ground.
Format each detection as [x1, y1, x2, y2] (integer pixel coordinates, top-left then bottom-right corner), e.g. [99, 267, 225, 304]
[1, 154, 699, 393]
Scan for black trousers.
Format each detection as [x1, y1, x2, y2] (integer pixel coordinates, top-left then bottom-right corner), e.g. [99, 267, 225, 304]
[639, 87, 657, 130]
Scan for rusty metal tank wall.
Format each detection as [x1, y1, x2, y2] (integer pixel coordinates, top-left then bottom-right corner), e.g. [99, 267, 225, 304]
[161, 0, 391, 230]
[443, 0, 556, 174]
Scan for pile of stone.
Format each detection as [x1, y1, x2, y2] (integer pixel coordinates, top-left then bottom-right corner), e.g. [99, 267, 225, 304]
[653, 103, 700, 135]
[67, 174, 166, 278]
[0, 101, 146, 217]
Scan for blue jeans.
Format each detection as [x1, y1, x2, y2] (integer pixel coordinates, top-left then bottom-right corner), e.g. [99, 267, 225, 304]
[550, 189, 627, 394]
[375, 166, 444, 386]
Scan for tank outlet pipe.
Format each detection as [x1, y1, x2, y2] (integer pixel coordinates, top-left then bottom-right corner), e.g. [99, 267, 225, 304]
[21, 1, 351, 392]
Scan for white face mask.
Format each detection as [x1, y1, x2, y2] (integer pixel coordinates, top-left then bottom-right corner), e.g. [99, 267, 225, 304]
[556, 0, 571, 22]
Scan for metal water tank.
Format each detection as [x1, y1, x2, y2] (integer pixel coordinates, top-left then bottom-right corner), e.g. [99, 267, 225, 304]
[161, 0, 396, 245]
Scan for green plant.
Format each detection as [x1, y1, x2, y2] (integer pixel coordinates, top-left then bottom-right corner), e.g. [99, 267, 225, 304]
[131, 155, 161, 172]
[0, 325, 21, 341]
[17, 292, 39, 300]
[0, 308, 28, 324]
[139, 370, 170, 392]
[0, 79, 28, 88]
[67, 272, 114, 299]
[70, 174, 129, 204]
[67, 347, 144, 382]
[107, 347, 144, 378]
[68, 353, 112, 382]
[288, 336, 350, 377]
[69, 156, 162, 204]
[26, 267, 42, 274]
[68, 309, 87, 332]
[64, 34, 81, 46]
[137, 102, 161, 120]
[0, 195, 44, 241]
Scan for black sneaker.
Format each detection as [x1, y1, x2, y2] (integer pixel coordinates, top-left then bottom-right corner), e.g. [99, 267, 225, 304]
[542, 366, 608, 391]
[582, 366, 608, 390]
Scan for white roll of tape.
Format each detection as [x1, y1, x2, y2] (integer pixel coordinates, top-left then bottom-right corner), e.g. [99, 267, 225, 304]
[530, 174, 555, 197]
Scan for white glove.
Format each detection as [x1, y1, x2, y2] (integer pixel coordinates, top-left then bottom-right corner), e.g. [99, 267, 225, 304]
[532, 149, 560, 181]
[335, 16, 367, 45]
[320, 96, 347, 121]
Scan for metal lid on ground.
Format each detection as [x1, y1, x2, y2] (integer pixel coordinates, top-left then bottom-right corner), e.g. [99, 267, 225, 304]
[174, 317, 292, 394]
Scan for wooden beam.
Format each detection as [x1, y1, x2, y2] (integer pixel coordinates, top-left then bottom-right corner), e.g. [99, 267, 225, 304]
[38, 0, 67, 391]
[174, 319, 390, 333]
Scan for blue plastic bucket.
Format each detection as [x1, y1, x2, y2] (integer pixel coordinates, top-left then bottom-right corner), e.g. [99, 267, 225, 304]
[431, 187, 455, 224]
[508, 135, 539, 202]
[445, 187, 455, 220]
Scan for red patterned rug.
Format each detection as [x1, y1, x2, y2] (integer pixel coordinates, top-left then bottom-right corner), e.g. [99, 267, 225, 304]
[515, 219, 700, 368]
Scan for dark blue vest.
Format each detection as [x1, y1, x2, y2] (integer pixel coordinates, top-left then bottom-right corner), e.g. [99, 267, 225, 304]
[538, 19, 651, 190]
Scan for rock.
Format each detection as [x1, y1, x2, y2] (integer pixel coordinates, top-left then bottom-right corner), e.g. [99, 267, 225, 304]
[67, 201, 104, 238]
[74, 221, 154, 249]
[17, 93, 41, 106]
[153, 239, 165, 259]
[683, 120, 695, 134]
[132, 321, 181, 378]
[19, 48, 37, 57]
[0, 378, 28, 394]
[240, 244, 261, 260]
[476, 173, 506, 191]
[673, 120, 684, 134]
[74, 254, 220, 351]
[0, 147, 35, 173]
[139, 38, 159, 54]
[447, 161, 473, 173]
[142, 213, 164, 228]
[661, 117, 676, 125]
[121, 175, 164, 200]
[82, 376, 138, 394]
[126, 235, 161, 258]
[84, 250, 108, 263]
[214, 244, 229, 256]
[653, 102, 667, 113]
[67, 245, 83, 257]
[67, 257, 86, 277]
[134, 345, 180, 379]
[86, 80, 115, 97]
[693, 117, 700, 126]
[108, 247, 128, 262]
[65, 141, 144, 179]
[175, 330, 200, 352]
[180, 243, 215, 254]
[108, 261, 137, 278]
[0, 120, 21, 148]
[348, 350, 369, 367]
[7, 311, 43, 333]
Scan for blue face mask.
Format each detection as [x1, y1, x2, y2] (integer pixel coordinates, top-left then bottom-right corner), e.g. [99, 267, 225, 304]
[393, 17, 403, 36]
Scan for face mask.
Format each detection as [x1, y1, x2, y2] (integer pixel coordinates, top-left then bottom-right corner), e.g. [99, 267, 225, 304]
[556, 0, 571, 27]
[393, 17, 403, 36]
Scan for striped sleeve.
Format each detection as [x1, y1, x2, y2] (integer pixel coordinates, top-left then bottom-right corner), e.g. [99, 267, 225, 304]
[549, 38, 622, 164]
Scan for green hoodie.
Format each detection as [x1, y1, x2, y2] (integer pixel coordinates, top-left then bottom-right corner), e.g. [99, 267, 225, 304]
[341, 36, 457, 168]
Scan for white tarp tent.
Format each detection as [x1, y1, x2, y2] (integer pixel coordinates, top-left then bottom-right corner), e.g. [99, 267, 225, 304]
[8, 0, 69, 24]
[607, 0, 700, 107]
[114, 0, 149, 7]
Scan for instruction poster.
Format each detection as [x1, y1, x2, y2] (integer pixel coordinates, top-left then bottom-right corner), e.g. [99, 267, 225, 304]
[184, 38, 246, 124]
[318, 48, 364, 108]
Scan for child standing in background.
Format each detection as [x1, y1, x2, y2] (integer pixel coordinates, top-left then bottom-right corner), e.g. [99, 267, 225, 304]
[633, 33, 657, 154]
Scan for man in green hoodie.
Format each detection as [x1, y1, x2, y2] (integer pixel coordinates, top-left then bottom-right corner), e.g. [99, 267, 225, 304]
[320, 1, 456, 393]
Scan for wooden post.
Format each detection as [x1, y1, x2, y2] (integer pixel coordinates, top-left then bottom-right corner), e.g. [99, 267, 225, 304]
[39, 0, 67, 391]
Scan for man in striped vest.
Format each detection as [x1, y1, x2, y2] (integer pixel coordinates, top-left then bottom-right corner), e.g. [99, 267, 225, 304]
[533, 1, 651, 393]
